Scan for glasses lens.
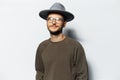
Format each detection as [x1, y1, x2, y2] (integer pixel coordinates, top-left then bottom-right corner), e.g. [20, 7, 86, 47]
[47, 17, 63, 23]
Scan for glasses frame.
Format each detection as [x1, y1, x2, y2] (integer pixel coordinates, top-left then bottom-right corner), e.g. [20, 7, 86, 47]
[47, 17, 64, 23]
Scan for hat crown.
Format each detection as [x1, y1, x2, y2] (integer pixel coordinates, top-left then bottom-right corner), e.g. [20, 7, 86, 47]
[50, 2, 65, 11]
[39, 2, 74, 22]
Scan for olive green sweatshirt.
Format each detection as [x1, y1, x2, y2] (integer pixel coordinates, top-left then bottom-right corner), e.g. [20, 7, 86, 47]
[35, 37, 88, 80]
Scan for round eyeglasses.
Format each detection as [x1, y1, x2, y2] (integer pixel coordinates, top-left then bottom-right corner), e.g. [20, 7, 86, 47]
[47, 17, 64, 23]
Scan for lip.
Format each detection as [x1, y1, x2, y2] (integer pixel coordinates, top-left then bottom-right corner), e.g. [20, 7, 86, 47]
[50, 25, 58, 28]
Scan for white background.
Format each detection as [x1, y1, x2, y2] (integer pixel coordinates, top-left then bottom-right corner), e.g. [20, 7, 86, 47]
[0, 0, 120, 80]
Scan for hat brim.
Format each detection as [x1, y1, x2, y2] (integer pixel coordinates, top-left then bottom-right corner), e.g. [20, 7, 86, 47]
[39, 10, 74, 22]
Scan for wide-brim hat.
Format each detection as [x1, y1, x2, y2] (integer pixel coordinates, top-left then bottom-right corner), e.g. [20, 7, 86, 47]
[39, 2, 74, 22]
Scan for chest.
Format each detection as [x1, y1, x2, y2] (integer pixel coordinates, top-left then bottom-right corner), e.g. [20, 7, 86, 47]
[41, 43, 74, 66]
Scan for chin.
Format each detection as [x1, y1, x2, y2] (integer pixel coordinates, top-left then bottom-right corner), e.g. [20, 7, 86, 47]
[49, 29, 62, 35]
[49, 28, 59, 32]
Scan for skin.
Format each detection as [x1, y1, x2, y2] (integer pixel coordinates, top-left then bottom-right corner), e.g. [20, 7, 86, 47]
[46, 13, 67, 42]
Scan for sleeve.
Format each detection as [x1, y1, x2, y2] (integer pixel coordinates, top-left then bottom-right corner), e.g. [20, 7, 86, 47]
[73, 44, 89, 80]
[35, 45, 45, 80]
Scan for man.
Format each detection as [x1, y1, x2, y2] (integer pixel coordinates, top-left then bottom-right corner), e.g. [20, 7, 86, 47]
[35, 2, 88, 80]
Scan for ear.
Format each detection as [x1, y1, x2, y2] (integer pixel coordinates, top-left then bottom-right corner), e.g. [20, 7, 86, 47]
[63, 21, 67, 27]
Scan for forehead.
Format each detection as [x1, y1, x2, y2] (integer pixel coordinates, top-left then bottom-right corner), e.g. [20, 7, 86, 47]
[47, 13, 64, 18]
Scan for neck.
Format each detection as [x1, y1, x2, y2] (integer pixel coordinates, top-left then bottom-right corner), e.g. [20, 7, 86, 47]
[50, 33, 66, 42]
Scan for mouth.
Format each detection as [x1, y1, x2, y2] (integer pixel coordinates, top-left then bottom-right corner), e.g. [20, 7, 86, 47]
[49, 25, 59, 29]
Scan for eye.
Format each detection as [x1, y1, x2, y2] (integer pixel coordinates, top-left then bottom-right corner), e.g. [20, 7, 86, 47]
[47, 17, 53, 21]
[55, 18, 60, 21]
[55, 18, 63, 21]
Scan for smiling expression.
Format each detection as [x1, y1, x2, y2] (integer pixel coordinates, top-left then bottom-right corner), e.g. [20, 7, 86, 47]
[46, 13, 66, 35]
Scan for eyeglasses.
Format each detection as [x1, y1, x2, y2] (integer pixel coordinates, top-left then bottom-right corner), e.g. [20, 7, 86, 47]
[47, 17, 64, 23]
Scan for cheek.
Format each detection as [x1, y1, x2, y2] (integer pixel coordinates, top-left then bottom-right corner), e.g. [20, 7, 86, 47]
[61, 23, 65, 28]
[46, 22, 50, 28]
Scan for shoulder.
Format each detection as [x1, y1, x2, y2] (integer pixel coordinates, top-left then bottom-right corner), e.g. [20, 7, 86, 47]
[66, 37, 83, 49]
[66, 37, 83, 47]
[37, 39, 50, 49]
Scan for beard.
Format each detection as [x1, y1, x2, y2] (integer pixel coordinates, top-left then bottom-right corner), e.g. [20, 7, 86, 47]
[47, 24, 64, 35]
[48, 26, 63, 35]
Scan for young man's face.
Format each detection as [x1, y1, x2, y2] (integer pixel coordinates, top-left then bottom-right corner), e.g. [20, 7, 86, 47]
[46, 13, 66, 35]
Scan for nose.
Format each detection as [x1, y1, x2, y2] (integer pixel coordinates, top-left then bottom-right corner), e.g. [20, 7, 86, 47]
[52, 20, 57, 24]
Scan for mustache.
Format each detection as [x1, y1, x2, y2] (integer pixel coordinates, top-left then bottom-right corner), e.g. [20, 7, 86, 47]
[49, 25, 58, 27]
